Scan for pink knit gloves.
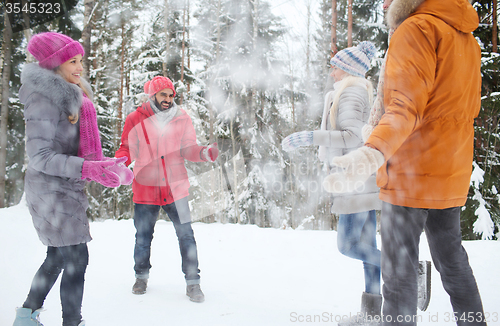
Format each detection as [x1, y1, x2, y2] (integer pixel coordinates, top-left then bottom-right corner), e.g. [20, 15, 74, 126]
[81, 160, 120, 187]
[202, 143, 219, 162]
[103, 156, 134, 185]
[81, 157, 134, 187]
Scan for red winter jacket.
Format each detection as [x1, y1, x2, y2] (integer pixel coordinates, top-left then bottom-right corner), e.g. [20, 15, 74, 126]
[116, 102, 207, 205]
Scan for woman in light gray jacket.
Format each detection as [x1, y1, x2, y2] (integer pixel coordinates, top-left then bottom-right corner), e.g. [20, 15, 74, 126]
[14, 32, 131, 326]
[282, 42, 382, 323]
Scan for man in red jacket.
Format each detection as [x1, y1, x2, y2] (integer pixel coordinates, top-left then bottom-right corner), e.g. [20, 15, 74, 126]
[116, 76, 218, 302]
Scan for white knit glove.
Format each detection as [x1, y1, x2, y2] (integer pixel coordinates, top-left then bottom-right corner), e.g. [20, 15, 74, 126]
[281, 131, 314, 152]
[323, 146, 385, 193]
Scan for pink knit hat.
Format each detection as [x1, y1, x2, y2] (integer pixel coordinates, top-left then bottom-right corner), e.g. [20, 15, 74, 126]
[27, 32, 85, 70]
[144, 76, 176, 97]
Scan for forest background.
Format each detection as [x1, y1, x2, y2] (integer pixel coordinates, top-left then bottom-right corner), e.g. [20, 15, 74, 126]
[0, 0, 499, 240]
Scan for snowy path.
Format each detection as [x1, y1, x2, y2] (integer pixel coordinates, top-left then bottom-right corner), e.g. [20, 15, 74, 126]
[1, 202, 499, 325]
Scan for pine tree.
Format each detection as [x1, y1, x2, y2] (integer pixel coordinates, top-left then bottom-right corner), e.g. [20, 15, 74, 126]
[0, 10, 14, 208]
[83, 0, 144, 220]
[0, 3, 83, 208]
[461, 0, 500, 239]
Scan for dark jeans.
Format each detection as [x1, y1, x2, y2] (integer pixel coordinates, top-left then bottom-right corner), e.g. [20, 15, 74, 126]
[380, 203, 485, 326]
[23, 243, 88, 326]
[133, 198, 200, 284]
[338, 210, 381, 294]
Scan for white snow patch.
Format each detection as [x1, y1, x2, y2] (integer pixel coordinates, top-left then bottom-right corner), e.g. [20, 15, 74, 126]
[1, 199, 499, 326]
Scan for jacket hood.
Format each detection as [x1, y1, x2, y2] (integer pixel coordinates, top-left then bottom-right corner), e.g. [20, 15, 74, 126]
[387, 0, 478, 32]
[19, 63, 91, 118]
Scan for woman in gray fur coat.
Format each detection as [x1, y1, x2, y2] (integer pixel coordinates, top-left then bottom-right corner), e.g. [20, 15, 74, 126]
[282, 42, 383, 325]
[13, 32, 131, 326]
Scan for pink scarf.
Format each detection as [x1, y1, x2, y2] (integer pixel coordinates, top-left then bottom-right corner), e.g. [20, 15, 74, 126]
[77, 93, 103, 161]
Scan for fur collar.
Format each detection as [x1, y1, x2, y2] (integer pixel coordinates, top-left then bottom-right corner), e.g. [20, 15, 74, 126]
[20, 63, 92, 118]
[387, 0, 426, 29]
[387, 0, 475, 29]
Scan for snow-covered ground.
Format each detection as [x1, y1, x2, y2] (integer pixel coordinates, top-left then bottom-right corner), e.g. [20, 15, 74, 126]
[1, 199, 499, 326]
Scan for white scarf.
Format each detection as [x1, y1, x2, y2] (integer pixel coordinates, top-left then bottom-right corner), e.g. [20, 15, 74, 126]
[149, 99, 179, 128]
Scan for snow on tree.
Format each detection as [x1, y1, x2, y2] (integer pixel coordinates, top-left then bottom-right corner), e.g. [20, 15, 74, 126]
[471, 162, 496, 239]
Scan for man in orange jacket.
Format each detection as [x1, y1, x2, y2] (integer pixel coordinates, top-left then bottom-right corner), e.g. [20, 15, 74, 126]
[322, 0, 486, 325]
[116, 76, 218, 302]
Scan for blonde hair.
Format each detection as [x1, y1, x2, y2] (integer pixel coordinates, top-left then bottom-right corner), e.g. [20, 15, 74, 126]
[54, 66, 92, 124]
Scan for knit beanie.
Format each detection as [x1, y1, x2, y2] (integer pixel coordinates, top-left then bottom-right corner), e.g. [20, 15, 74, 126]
[330, 41, 376, 77]
[27, 32, 85, 70]
[144, 76, 176, 97]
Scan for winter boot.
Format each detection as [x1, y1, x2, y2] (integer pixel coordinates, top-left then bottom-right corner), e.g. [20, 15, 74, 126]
[13, 307, 44, 326]
[132, 278, 148, 295]
[361, 292, 382, 319]
[186, 284, 205, 303]
[417, 260, 431, 311]
[338, 292, 382, 326]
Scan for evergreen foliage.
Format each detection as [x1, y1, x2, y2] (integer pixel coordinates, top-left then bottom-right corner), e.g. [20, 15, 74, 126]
[462, 0, 500, 239]
[0, 0, 498, 239]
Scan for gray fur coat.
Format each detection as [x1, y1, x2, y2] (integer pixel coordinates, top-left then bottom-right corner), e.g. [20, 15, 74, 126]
[313, 77, 381, 214]
[20, 63, 92, 247]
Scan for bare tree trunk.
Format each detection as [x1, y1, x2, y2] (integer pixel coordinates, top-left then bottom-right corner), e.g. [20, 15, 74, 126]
[347, 0, 353, 47]
[117, 23, 126, 148]
[21, 0, 34, 62]
[212, 0, 222, 132]
[249, 0, 259, 119]
[82, 0, 95, 78]
[215, 0, 222, 63]
[230, 117, 240, 223]
[289, 57, 295, 131]
[187, 0, 191, 93]
[210, 0, 222, 142]
[331, 0, 337, 56]
[0, 13, 12, 208]
[163, 0, 170, 76]
[92, 0, 108, 95]
[219, 158, 225, 223]
[180, 0, 187, 104]
[207, 0, 223, 220]
[289, 161, 294, 229]
[306, 0, 311, 81]
[249, 0, 259, 126]
[493, 0, 498, 53]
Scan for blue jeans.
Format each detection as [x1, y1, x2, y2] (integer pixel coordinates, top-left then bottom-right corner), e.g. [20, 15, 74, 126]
[23, 243, 88, 326]
[337, 210, 381, 294]
[381, 203, 485, 326]
[133, 198, 200, 284]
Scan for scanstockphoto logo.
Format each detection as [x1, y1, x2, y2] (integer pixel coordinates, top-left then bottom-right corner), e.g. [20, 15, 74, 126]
[259, 158, 330, 195]
[259, 161, 367, 196]
[289, 311, 500, 324]
[324, 176, 366, 194]
[289, 312, 426, 324]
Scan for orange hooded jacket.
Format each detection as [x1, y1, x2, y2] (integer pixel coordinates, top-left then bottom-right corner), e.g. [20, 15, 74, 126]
[366, 0, 481, 209]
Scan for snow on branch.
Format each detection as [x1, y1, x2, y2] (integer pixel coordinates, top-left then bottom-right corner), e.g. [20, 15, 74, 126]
[470, 162, 495, 240]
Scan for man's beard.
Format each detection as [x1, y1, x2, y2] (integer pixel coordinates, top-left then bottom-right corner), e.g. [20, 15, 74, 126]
[155, 99, 172, 111]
